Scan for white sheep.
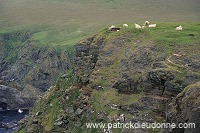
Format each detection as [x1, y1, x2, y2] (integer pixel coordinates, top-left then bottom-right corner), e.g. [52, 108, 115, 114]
[135, 23, 142, 29]
[175, 25, 182, 31]
[123, 24, 128, 27]
[144, 21, 150, 26]
[148, 24, 156, 28]
[109, 25, 115, 30]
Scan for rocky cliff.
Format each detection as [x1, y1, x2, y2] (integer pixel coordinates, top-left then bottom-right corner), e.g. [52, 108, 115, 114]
[16, 23, 200, 133]
[0, 31, 71, 110]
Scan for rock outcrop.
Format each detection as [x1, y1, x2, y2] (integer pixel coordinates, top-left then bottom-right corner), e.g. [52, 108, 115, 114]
[165, 81, 200, 133]
[0, 84, 35, 110]
[75, 35, 106, 86]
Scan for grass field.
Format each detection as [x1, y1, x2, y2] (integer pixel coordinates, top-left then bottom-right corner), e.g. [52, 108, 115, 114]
[0, 0, 200, 46]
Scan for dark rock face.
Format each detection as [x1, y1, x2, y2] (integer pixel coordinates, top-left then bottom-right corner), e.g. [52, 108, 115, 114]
[0, 32, 71, 109]
[146, 70, 181, 96]
[112, 78, 139, 93]
[165, 81, 200, 133]
[75, 36, 106, 86]
[0, 85, 35, 110]
[24, 48, 70, 92]
[0, 43, 70, 92]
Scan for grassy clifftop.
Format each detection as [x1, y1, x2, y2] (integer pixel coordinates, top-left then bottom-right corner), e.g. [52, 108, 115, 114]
[17, 22, 200, 133]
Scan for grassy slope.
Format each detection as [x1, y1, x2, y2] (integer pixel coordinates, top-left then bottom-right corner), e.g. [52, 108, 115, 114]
[0, 0, 200, 47]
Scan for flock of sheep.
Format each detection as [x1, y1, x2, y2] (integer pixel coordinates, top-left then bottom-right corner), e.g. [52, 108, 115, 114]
[109, 21, 183, 31]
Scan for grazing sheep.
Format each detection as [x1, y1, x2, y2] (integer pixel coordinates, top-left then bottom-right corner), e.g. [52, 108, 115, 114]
[148, 24, 156, 28]
[109, 25, 115, 30]
[135, 23, 142, 29]
[144, 21, 150, 26]
[176, 25, 183, 30]
[123, 24, 128, 27]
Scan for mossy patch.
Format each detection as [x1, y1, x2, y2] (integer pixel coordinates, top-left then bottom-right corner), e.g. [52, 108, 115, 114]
[91, 89, 143, 115]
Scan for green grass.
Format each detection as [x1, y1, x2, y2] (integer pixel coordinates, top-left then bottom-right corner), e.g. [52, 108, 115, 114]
[107, 22, 200, 45]
[19, 70, 79, 132]
[15, 128, 26, 133]
[1, 0, 200, 47]
[42, 98, 61, 131]
[30, 22, 100, 46]
[147, 22, 200, 45]
[91, 89, 143, 115]
[0, 30, 29, 62]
